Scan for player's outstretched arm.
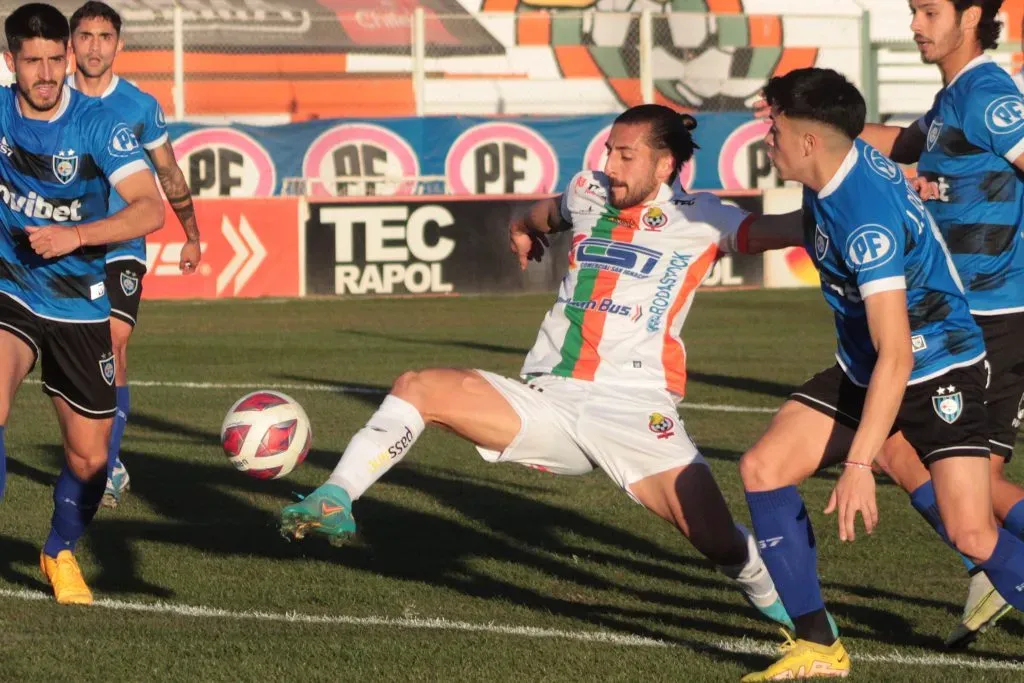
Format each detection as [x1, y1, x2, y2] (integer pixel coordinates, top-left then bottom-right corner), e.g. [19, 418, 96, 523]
[861, 123, 926, 165]
[741, 211, 804, 254]
[148, 140, 202, 274]
[825, 289, 914, 542]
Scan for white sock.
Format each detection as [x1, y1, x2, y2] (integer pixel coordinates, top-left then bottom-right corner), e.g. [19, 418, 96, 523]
[717, 524, 779, 608]
[327, 395, 426, 500]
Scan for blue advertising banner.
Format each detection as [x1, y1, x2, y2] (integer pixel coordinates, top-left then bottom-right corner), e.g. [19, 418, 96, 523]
[166, 113, 781, 198]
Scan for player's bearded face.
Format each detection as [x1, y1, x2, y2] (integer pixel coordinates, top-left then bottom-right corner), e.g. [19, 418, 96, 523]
[603, 124, 662, 209]
[72, 18, 121, 79]
[910, 0, 964, 64]
[6, 39, 67, 115]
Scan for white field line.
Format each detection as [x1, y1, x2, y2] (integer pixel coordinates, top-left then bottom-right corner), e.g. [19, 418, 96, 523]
[23, 378, 778, 414]
[0, 587, 1020, 671]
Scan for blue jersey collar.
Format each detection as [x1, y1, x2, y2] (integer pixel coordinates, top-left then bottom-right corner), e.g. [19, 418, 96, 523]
[946, 54, 992, 89]
[818, 143, 858, 199]
[14, 84, 70, 123]
[65, 73, 119, 99]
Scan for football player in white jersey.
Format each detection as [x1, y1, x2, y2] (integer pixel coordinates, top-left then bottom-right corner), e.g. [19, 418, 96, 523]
[280, 105, 802, 628]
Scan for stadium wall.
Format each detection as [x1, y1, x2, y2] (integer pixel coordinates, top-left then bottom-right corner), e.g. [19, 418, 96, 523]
[141, 189, 809, 301]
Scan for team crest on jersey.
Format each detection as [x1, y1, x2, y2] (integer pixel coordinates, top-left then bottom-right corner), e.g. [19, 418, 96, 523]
[814, 224, 829, 261]
[648, 412, 675, 439]
[52, 149, 79, 185]
[99, 353, 115, 386]
[642, 206, 668, 231]
[120, 270, 140, 297]
[932, 385, 963, 424]
[926, 119, 942, 152]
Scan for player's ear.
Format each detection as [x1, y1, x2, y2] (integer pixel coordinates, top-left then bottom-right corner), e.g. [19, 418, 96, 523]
[117, 36, 125, 54]
[655, 151, 674, 184]
[3, 51, 14, 74]
[960, 5, 981, 34]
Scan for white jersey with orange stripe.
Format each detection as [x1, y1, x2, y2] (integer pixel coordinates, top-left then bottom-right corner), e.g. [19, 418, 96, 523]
[520, 170, 753, 400]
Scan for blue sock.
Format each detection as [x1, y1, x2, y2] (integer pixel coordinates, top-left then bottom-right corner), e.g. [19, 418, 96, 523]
[910, 481, 976, 572]
[980, 528, 1024, 611]
[746, 486, 830, 642]
[1002, 499, 1024, 540]
[0, 425, 6, 500]
[107, 385, 130, 478]
[43, 466, 105, 558]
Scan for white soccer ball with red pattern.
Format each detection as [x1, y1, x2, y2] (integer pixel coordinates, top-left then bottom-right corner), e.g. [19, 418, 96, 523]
[220, 391, 312, 479]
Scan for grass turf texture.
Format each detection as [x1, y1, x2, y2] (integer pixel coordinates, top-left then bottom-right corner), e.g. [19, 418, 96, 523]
[1, 290, 1021, 682]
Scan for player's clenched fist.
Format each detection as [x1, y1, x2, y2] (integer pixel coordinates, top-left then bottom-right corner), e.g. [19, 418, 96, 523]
[509, 217, 548, 271]
[25, 225, 83, 259]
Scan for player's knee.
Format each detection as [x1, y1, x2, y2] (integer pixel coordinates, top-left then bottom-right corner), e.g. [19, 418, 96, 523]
[946, 521, 999, 562]
[739, 447, 784, 491]
[390, 369, 443, 415]
[64, 446, 107, 480]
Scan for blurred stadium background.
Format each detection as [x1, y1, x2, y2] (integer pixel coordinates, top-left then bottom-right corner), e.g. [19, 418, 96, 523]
[1, 0, 1017, 301]
[0, 1, 1015, 301]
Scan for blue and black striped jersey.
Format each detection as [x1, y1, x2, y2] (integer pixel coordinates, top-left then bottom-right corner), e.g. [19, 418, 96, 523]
[0, 85, 148, 321]
[918, 55, 1024, 315]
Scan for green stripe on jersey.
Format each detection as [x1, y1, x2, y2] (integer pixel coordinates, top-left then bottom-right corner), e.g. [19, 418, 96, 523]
[550, 211, 616, 377]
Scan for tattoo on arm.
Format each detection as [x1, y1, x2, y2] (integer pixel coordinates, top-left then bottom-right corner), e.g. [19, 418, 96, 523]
[156, 166, 200, 242]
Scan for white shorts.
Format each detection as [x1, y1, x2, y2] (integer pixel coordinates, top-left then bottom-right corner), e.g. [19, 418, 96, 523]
[475, 371, 705, 497]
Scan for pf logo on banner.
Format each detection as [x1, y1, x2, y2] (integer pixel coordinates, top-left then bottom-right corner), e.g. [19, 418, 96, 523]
[583, 124, 695, 190]
[173, 128, 276, 197]
[445, 122, 558, 195]
[302, 123, 420, 198]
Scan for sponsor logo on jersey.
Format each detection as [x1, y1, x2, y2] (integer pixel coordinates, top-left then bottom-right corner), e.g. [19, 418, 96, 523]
[985, 95, 1024, 135]
[0, 182, 83, 222]
[571, 237, 661, 279]
[0, 137, 12, 157]
[646, 251, 693, 332]
[648, 412, 675, 439]
[52, 149, 79, 185]
[845, 224, 897, 270]
[557, 296, 642, 321]
[863, 145, 902, 184]
[642, 206, 668, 231]
[933, 385, 963, 424]
[575, 174, 605, 200]
[109, 123, 141, 156]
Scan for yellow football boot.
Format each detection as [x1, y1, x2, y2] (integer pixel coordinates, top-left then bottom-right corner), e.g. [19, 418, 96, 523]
[741, 631, 850, 681]
[40, 550, 93, 605]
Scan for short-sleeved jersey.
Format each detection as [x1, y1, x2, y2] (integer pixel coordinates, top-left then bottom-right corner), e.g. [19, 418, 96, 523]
[67, 74, 166, 265]
[521, 170, 753, 398]
[0, 85, 148, 321]
[804, 140, 985, 386]
[917, 55, 1024, 315]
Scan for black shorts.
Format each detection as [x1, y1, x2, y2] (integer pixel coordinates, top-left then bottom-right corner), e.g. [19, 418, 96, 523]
[105, 259, 146, 327]
[791, 362, 989, 465]
[977, 312, 1024, 461]
[0, 294, 116, 419]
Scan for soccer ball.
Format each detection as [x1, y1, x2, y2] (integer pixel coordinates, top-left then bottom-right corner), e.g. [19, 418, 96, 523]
[220, 391, 312, 479]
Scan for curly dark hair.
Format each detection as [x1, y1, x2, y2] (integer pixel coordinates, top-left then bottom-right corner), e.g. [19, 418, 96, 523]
[953, 0, 1004, 51]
